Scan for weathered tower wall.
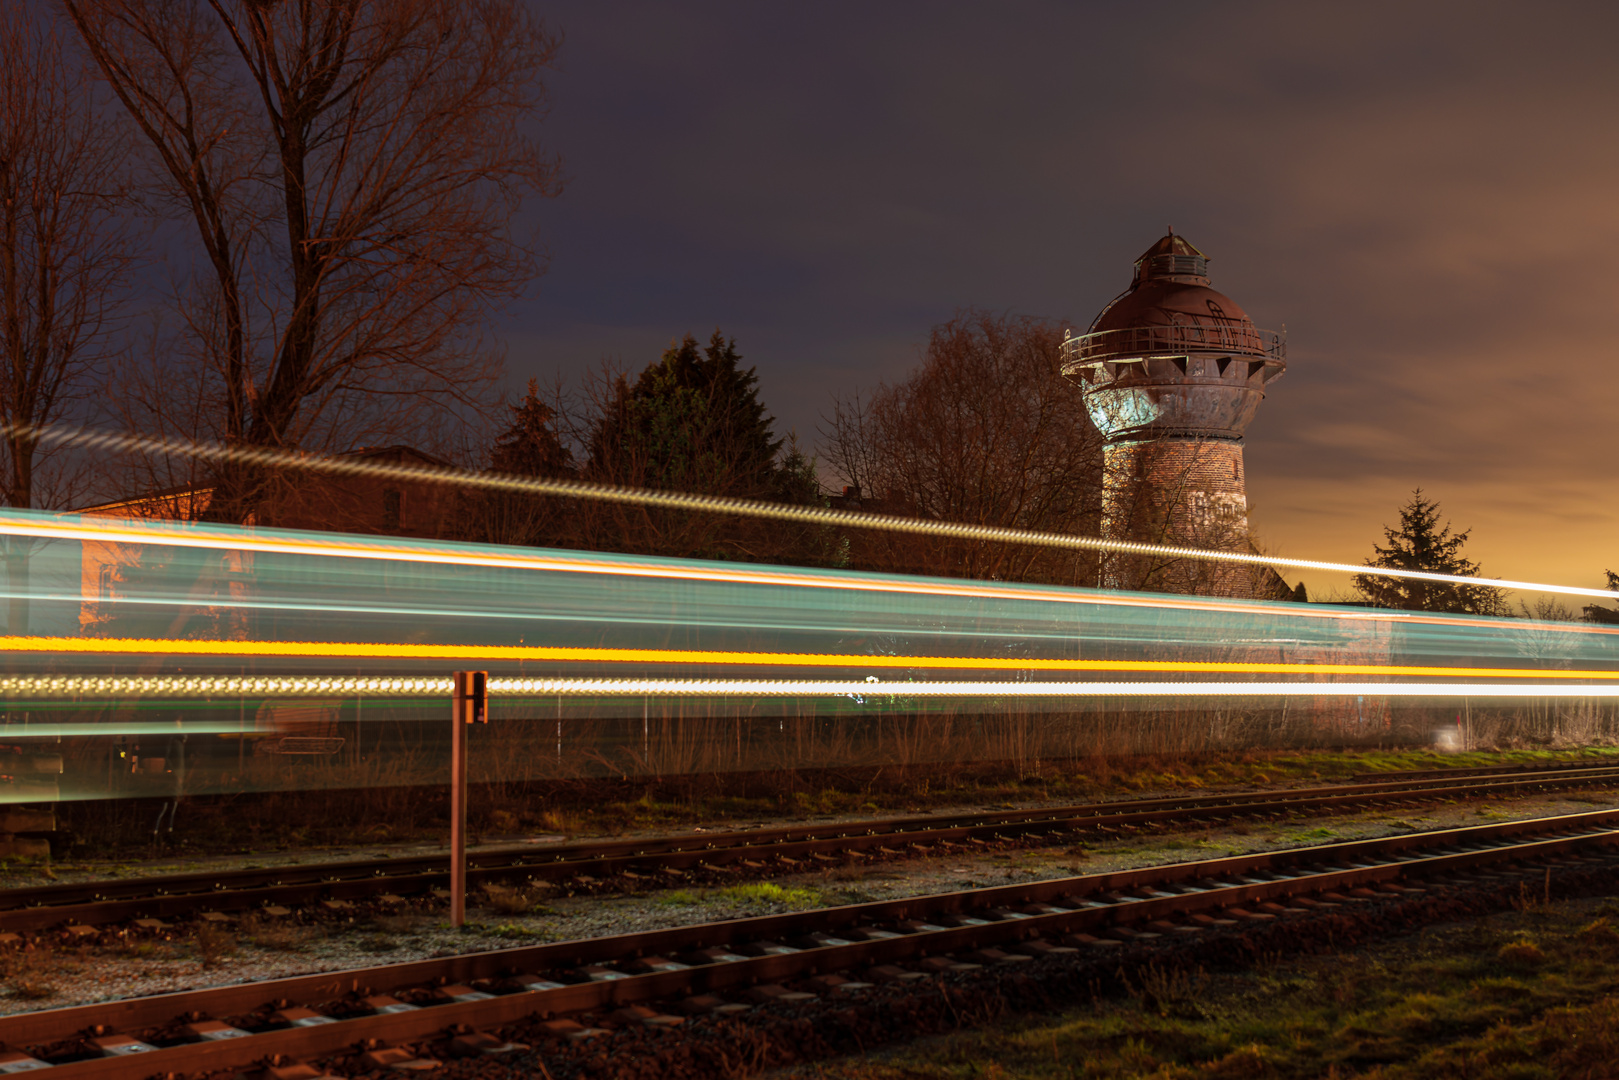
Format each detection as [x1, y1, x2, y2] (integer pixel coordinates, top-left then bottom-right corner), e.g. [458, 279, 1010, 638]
[1101, 438, 1258, 595]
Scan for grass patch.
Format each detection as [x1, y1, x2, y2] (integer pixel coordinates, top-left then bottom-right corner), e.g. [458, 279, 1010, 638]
[461, 921, 560, 942]
[239, 913, 311, 952]
[718, 882, 825, 909]
[788, 896, 1619, 1079]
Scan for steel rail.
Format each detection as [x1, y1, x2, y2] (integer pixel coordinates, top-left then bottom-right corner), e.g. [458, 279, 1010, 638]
[6, 761, 1617, 933]
[4, 808, 1619, 1078]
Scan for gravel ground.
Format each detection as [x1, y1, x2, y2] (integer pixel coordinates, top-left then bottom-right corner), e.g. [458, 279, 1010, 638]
[3, 784, 1615, 1017]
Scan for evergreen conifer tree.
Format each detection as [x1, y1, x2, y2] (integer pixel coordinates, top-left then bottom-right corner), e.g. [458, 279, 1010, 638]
[466, 379, 574, 548]
[589, 330, 781, 496]
[580, 330, 835, 563]
[1583, 570, 1619, 624]
[491, 380, 572, 478]
[1352, 490, 1507, 615]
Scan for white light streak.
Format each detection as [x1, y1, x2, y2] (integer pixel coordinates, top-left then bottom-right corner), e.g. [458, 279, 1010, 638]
[0, 723, 249, 737]
[9, 420, 1613, 603]
[0, 674, 1613, 700]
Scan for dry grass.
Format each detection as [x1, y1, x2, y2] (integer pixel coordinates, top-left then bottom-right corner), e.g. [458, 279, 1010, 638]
[372, 910, 426, 936]
[238, 913, 311, 952]
[1496, 938, 1546, 967]
[1124, 962, 1209, 1019]
[479, 882, 549, 916]
[3, 950, 58, 1000]
[194, 921, 236, 969]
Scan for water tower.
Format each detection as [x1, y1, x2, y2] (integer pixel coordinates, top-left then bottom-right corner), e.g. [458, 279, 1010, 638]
[1060, 230, 1285, 595]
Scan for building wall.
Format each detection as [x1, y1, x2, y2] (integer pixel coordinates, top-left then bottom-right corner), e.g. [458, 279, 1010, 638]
[1100, 437, 1258, 596]
[262, 448, 460, 540]
[78, 489, 215, 633]
[75, 447, 460, 632]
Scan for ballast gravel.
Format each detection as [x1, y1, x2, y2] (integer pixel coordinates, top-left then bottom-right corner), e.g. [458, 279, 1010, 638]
[1, 786, 1614, 1017]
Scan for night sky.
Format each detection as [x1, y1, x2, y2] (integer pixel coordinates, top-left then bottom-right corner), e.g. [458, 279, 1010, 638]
[502, 1, 1619, 599]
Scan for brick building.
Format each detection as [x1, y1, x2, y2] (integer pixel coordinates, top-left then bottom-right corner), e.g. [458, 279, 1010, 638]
[76, 444, 459, 626]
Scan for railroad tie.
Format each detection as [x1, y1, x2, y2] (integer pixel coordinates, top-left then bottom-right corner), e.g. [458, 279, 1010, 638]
[264, 1062, 345, 1080]
[538, 1018, 609, 1040]
[359, 1045, 439, 1072]
[448, 1032, 530, 1057]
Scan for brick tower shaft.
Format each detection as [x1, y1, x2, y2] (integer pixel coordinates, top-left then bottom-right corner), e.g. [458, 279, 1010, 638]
[1102, 438, 1251, 594]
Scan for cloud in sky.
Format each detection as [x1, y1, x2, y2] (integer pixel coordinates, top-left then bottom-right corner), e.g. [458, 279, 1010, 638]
[503, 0, 1619, 596]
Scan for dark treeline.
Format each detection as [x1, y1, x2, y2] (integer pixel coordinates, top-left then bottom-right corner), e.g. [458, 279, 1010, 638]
[463, 311, 1108, 588]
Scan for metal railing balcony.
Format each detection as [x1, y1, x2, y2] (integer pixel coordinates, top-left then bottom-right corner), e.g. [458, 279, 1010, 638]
[1061, 323, 1285, 368]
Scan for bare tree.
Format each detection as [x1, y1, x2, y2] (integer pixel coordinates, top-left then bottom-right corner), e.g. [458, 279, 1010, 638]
[65, 0, 561, 522]
[0, 7, 133, 509]
[821, 310, 1105, 585]
[0, 6, 136, 630]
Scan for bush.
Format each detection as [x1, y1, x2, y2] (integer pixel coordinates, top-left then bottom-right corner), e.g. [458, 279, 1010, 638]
[1496, 938, 1545, 967]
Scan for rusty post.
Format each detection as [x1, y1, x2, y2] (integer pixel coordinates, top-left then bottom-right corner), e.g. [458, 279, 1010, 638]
[449, 671, 487, 928]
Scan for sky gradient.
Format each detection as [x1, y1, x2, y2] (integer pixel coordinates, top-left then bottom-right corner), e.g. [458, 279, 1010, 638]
[500, 0, 1619, 601]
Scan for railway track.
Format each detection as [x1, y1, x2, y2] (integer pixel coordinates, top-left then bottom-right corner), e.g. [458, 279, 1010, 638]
[7, 760, 1619, 934]
[4, 806, 1619, 1079]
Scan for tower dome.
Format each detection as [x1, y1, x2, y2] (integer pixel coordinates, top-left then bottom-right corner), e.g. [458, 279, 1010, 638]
[1062, 231, 1285, 441]
[1062, 231, 1286, 596]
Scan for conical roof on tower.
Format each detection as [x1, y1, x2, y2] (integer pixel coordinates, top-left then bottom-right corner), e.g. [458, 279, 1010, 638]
[1060, 229, 1286, 444]
[1088, 229, 1252, 336]
[1133, 229, 1208, 280]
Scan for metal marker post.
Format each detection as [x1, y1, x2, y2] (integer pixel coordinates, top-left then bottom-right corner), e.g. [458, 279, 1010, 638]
[450, 671, 488, 927]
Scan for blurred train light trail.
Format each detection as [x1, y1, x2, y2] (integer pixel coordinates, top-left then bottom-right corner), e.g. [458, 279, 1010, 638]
[4, 510, 1619, 645]
[0, 450, 1612, 810]
[7, 420, 1618, 602]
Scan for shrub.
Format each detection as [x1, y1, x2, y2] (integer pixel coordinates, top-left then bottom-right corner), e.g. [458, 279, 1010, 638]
[195, 921, 236, 969]
[1496, 938, 1545, 967]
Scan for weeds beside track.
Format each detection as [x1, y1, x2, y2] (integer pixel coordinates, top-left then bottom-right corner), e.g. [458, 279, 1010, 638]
[6, 808, 1619, 1079]
[4, 760, 1619, 934]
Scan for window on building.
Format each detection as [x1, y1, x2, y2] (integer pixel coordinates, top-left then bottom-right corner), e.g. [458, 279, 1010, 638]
[382, 489, 402, 530]
[98, 564, 116, 599]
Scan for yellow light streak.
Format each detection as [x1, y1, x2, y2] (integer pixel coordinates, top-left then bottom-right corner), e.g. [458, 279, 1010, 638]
[6, 635, 1618, 682]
